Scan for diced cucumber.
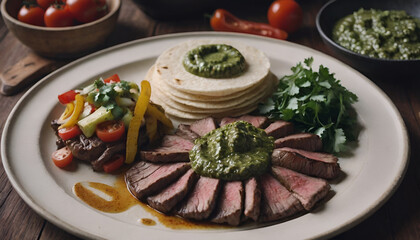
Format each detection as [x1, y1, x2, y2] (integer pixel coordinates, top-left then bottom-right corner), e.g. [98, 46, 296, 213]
[121, 109, 133, 128]
[77, 106, 114, 137]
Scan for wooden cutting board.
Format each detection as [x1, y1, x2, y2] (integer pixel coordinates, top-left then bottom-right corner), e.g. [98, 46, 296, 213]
[0, 53, 65, 95]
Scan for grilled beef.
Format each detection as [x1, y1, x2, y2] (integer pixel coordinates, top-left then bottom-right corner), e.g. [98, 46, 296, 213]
[91, 142, 125, 171]
[271, 166, 330, 210]
[175, 124, 200, 142]
[259, 174, 303, 222]
[126, 162, 190, 200]
[176, 176, 222, 220]
[66, 135, 105, 162]
[264, 120, 294, 139]
[147, 169, 198, 213]
[272, 147, 340, 179]
[220, 115, 269, 128]
[211, 181, 243, 226]
[243, 177, 261, 221]
[140, 135, 194, 163]
[274, 133, 323, 151]
[190, 117, 217, 136]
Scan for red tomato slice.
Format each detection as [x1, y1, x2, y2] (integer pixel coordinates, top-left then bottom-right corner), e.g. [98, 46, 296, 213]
[52, 147, 73, 168]
[58, 90, 77, 104]
[104, 74, 121, 83]
[96, 120, 125, 142]
[58, 125, 82, 140]
[103, 154, 125, 173]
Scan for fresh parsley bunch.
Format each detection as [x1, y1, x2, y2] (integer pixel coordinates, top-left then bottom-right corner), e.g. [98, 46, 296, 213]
[259, 57, 358, 153]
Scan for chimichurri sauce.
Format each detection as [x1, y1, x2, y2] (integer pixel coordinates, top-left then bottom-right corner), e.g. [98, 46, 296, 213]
[333, 8, 420, 60]
[189, 121, 274, 181]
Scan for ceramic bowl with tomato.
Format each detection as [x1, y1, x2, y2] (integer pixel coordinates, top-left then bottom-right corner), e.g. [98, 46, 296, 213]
[1, 0, 121, 58]
[316, 0, 420, 78]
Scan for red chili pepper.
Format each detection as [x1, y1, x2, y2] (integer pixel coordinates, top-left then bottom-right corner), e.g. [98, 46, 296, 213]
[210, 9, 288, 40]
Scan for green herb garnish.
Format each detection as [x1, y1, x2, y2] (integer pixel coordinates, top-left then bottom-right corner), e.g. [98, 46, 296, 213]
[259, 57, 358, 153]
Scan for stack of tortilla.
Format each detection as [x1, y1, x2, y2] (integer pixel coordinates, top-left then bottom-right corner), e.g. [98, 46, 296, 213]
[145, 39, 277, 122]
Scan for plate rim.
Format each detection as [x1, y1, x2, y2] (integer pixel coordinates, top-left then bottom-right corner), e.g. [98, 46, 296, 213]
[1, 31, 410, 240]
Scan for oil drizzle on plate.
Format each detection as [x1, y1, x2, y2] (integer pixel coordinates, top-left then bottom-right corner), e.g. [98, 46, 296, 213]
[73, 175, 229, 229]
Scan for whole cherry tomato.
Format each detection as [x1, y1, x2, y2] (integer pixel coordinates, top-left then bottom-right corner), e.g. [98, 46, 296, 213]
[37, 0, 58, 9]
[44, 4, 74, 27]
[18, 5, 45, 26]
[66, 0, 108, 23]
[268, 0, 303, 33]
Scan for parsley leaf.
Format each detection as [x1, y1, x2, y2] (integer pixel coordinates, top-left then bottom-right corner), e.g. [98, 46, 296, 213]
[259, 57, 359, 153]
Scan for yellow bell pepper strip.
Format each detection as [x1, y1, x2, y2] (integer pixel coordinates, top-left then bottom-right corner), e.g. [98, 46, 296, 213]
[146, 104, 174, 129]
[59, 102, 75, 121]
[59, 94, 84, 129]
[145, 114, 158, 144]
[125, 80, 151, 164]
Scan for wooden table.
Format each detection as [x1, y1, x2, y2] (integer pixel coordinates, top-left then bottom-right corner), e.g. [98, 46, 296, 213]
[1, 0, 419, 239]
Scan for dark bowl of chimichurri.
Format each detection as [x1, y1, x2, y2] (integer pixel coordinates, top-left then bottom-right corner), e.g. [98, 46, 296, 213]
[316, 0, 420, 79]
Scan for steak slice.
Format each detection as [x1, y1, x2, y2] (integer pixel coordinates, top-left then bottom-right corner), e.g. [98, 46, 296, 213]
[66, 134, 105, 162]
[211, 181, 243, 226]
[264, 120, 294, 139]
[175, 124, 200, 142]
[259, 174, 303, 222]
[220, 115, 269, 128]
[272, 147, 340, 179]
[91, 142, 125, 171]
[140, 135, 194, 162]
[126, 162, 190, 200]
[274, 133, 323, 152]
[190, 117, 217, 136]
[147, 169, 198, 213]
[271, 166, 330, 211]
[176, 176, 222, 220]
[243, 177, 261, 221]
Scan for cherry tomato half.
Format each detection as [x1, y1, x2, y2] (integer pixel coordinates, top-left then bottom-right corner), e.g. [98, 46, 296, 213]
[52, 146, 73, 168]
[58, 90, 77, 104]
[58, 125, 82, 140]
[268, 0, 303, 33]
[18, 5, 45, 26]
[44, 4, 74, 27]
[96, 121, 125, 142]
[103, 74, 121, 83]
[66, 0, 107, 23]
[103, 154, 125, 173]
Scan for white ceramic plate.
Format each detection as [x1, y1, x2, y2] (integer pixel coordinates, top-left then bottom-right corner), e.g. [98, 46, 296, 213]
[1, 32, 409, 240]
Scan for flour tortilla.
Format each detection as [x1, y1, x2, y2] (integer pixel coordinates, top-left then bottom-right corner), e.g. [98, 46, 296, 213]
[150, 73, 277, 120]
[146, 65, 263, 102]
[155, 39, 270, 96]
[151, 72, 277, 112]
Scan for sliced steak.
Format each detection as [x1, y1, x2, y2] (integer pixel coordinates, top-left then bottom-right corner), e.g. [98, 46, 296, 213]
[211, 181, 243, 226]
[274, 133, 323, 151]
[220, 115, 269, 128]
[176, 176, 222, 220]
[272, 147, 340, 179]
[259, 174, 303, 222]
[147, 169, 198, 213]
[91, 142, 125, 171]
[271, 166, 330, 210]
[243, 177, 261, 221]
[66, 135, 106, 162]
[264, 120, 294, 139]
[126, 162, 190, 200]
[140, 135, 194, 163]
[125, 161, 162, 188]
[190, 117, 217, 136]
[175, 124, 200, 142]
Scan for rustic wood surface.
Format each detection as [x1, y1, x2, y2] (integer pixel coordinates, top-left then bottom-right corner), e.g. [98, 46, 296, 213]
[1, 0, 419, 239]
